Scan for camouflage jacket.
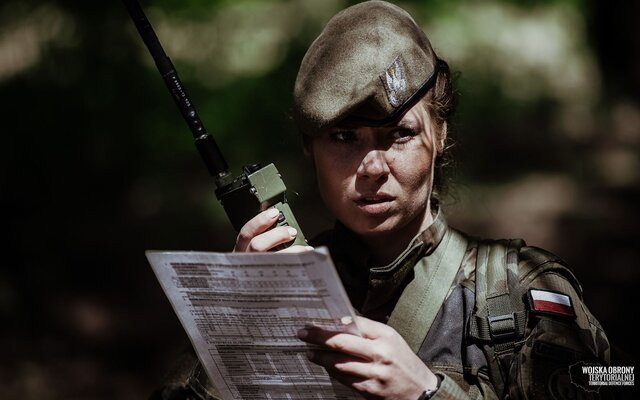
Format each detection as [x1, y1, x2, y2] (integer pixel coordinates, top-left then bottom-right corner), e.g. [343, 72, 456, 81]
[151, 210, 611, 399]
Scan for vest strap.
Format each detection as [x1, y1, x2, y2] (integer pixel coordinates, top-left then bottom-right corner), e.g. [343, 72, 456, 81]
[470, 239, 525, 396]
[388, 228, 468, 352]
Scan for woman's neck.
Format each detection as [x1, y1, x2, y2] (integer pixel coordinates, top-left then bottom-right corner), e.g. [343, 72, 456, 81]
[360, 205, 434, 267]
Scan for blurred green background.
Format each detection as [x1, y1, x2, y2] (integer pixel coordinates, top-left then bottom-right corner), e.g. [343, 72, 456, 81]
[1, 0, 638, 398]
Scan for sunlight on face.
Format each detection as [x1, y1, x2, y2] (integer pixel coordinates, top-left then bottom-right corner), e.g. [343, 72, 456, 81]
[310, 101, 438, 239]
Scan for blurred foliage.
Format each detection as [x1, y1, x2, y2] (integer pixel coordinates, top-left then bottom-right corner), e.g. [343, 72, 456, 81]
[1, 0, 638, 398]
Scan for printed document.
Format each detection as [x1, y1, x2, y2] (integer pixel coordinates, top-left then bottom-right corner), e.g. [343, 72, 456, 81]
[146, 248, 361, 400]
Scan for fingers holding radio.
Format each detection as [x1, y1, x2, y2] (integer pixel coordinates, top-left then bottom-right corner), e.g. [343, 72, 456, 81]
[234, 209, 296, 252]
[246, 226, 298, 252]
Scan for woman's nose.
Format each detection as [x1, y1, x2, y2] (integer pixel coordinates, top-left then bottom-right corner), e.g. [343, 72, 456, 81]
[356, 150, 390, 180]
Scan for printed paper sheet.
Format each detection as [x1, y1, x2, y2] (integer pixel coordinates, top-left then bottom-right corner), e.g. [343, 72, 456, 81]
[146, 248, 361, 400]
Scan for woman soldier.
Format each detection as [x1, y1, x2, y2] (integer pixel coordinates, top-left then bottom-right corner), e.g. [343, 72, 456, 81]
[154, 1, 611, 399]
[235, 1, 611, 399]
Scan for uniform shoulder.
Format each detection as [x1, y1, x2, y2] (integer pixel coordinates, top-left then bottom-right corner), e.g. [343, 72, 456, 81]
[513, 244, 608, 340]
[472, 238, 582, 294]
[514, 244, 583, 295]
[518, 244, 566, 267]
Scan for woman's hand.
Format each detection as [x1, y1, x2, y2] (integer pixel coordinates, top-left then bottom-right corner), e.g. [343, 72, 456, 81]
[233, 208, 313, 253]
[297, 316, 438, 400]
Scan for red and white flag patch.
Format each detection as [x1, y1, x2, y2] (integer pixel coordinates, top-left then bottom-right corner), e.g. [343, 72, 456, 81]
[528, 288, 575, 318]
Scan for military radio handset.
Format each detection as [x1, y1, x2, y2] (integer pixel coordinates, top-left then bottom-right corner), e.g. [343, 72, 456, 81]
[123, 0, 306, 248]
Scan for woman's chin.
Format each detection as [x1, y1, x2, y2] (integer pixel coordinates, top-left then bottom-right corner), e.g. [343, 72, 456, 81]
[348, 216, 404, 238]
[340, 206, 429, 241]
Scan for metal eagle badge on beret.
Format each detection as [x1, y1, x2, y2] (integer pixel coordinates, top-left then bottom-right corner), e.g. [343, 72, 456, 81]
[381, 56, 408, 108]
[527, 288, 576, 318]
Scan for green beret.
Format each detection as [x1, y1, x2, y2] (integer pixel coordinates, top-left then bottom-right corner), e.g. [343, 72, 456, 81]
[293, 0, 438, 136]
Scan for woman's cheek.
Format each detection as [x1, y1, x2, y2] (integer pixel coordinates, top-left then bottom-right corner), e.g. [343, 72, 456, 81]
[393, 148, 433, 205]
[315, 158, 349, 213]
[392, 146, 431, 184]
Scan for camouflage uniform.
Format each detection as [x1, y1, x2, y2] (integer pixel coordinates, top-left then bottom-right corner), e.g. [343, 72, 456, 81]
[152, 209, 611, 399]
[314, 209, 611, 399]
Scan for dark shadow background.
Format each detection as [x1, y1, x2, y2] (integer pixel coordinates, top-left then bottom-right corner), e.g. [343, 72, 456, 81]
[1, 0, 638, 398]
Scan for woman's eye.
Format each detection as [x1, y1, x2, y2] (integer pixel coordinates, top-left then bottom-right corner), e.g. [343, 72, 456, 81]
[391, 128, 417, 143]
[330, 131, 357, 143]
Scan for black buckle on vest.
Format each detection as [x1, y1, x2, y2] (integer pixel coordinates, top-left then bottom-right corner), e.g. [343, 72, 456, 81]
[488, 313, 517, 340]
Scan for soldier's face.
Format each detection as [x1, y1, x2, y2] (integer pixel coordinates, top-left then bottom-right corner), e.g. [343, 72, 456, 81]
[310, 101, 439, 239]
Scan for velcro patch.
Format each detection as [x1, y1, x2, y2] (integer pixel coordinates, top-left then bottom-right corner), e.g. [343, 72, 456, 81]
[528, 288, 575, 318]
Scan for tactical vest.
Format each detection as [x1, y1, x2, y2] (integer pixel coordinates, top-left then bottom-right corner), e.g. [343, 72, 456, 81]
[469, 239, 583, 398]
[386, 226, 586, 399]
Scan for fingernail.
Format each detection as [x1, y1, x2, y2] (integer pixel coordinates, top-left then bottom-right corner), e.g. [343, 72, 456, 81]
[288, 227, 297, 237]
[297, 328, 308, 339]
[267, 208, 279, 218]
[340, 316, 353, 325]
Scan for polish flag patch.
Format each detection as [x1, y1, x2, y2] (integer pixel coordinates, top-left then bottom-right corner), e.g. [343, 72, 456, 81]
[528, 288, 575, 318]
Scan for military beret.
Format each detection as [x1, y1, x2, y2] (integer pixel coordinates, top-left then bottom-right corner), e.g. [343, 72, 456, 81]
[293, 0, 438, 136]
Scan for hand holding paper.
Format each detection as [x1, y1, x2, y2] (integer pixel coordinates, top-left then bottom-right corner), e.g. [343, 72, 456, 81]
[298, 316, 438, 399]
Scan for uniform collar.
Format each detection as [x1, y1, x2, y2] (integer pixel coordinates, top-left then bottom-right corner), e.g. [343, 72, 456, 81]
[329, 208, 449, 315]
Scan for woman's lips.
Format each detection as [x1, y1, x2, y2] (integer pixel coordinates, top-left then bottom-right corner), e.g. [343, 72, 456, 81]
[354, 194, 395, 215]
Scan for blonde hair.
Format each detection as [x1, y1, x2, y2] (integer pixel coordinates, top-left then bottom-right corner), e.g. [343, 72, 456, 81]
[421, 58, 457, 203]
